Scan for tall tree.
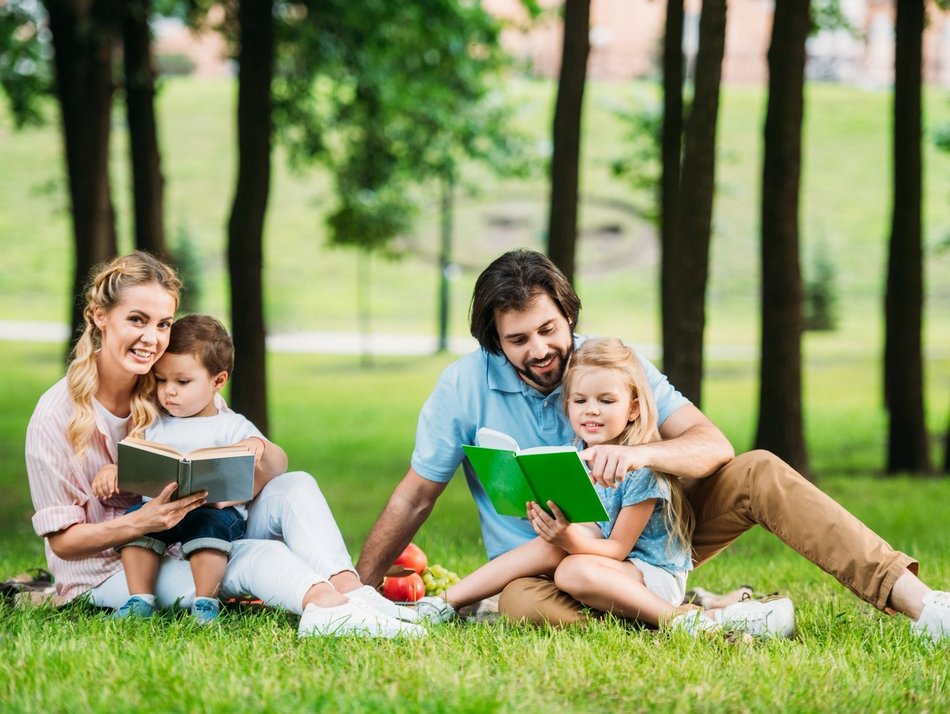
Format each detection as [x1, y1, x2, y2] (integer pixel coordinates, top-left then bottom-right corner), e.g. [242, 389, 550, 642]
[122, 0, 166, 257]
[884, 0, 931, 473]
[659, 0, 684, 377]
[546, 0, 590, 285]
[755, 0, 811, 476]
[227, 0, 274, 433]
[661, 0, 727, 406]
[44, 0, 119, 346]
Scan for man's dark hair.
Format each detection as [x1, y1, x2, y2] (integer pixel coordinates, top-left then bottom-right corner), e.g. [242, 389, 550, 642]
[469, 250, 581, 354]
[167, 314, 235, 376]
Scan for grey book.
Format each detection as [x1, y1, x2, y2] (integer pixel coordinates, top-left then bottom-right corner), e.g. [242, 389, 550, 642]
[117, 436, 254, 502]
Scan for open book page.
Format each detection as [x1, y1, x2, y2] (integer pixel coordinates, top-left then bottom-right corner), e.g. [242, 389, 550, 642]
[475, 427, 520, 452]
[120, 436, 251, 461]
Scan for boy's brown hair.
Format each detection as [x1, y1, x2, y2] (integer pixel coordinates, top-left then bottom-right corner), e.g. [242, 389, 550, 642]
[166, 314, 234, 376]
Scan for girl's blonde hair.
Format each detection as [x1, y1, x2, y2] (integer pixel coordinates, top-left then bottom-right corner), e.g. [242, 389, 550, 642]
[563, 337, 694, 552]
[66, 251, 182, 455]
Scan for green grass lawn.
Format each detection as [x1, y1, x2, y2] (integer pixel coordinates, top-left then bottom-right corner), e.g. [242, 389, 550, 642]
[1, 340, 948, 712]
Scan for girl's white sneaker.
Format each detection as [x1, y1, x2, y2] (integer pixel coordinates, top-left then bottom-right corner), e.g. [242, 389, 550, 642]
[415, 596, 458, 624]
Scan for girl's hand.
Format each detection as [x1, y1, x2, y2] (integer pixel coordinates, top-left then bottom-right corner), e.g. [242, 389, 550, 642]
[527, 501, 576, 550]
[133, 483, 207, 532]
[235, 437, 266, 466]
[579, 445, 644, 487]
[92, 464, 119, 499]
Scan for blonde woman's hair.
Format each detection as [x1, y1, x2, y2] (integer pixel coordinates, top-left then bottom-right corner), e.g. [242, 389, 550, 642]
[66, 252, 182, 456]
[563, 337, 695, 553]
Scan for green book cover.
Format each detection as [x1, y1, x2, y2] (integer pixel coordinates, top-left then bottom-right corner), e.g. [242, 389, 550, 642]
[463, 429, 608, 523]
[117, 437, 255, 502]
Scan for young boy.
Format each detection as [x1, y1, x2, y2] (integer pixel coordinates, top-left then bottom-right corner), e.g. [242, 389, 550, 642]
[93, 314, 288, 623]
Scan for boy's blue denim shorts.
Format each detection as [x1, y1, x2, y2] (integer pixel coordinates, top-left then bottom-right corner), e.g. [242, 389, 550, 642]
[117, 504, 246, 558]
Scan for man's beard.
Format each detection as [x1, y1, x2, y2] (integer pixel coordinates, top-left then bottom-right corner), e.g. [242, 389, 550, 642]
[516, 342, 573, 390]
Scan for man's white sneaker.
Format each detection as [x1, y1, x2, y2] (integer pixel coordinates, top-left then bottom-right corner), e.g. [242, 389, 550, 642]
[911, 590, 950, 642]
[297, 601, 426, 639]
[668, 610, 722, 635]
[717, 596, 795, 639]
[415, 595, 458, 624]
[346, 585, 419, 622]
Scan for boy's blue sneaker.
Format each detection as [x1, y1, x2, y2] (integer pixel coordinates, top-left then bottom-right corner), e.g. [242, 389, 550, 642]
[191, 597, 221, 625]
[113, 595, 157, 619]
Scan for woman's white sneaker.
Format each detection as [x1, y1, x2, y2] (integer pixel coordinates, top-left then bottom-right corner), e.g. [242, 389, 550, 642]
[297, 601, 426, 639]
[345, 585, 420, 622]
[911, 591, 950, 642]
[717, 596, 796, 638]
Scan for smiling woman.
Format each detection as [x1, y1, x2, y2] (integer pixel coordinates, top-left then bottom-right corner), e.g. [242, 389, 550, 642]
[23, 251, 427, 638]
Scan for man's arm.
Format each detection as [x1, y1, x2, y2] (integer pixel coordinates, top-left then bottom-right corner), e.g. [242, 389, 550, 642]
[355, 468, 448, 587]
[581, 404, 735, 486]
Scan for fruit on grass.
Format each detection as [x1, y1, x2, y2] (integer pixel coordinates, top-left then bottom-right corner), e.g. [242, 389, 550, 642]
[422, 564, 461, 597]
[393, 542, 428, 574]
[382, 572, 426, 602]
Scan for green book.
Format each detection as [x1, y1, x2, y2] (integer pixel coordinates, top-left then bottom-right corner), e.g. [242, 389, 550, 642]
[463, 428, 608, 523]
[117, 437, 255, 502]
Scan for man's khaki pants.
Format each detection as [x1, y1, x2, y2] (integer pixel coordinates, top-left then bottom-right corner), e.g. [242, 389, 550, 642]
[498, 450, 918, 625]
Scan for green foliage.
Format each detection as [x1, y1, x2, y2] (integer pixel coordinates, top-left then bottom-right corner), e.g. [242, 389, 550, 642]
[171, 222, 203, 313]
[608, 98, 662, 223]
[154, 52, 196, 77]
[804, 236, 839, 332]
[0, 0, 52, 128]
[271, 0, 532, 256]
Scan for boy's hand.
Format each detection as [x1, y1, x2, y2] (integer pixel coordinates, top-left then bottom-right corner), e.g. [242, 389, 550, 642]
[528, 501, 577, 551]
[234, 436, 266, 466]
[92, 464, 119, 499]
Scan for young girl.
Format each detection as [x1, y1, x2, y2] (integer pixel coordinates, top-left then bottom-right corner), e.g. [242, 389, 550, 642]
[417, 337, 726, 633]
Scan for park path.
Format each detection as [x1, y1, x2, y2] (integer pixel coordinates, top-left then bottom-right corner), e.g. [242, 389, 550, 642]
[0, 320, 764, 360]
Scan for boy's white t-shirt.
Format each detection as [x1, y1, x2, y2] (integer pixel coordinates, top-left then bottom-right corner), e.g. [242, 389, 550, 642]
[144, 411, 266, 518]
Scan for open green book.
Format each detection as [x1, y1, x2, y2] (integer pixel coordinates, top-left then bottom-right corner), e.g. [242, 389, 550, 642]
[463, 428, 608, 523]
[117, 437, 255, 502]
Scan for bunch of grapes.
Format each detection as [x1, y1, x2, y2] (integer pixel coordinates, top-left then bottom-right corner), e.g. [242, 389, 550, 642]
[422, 563, 460, 597]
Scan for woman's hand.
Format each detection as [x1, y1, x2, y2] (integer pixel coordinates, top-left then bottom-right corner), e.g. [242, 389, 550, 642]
[579, 444, 645, 487]
[91, 464, 119, 499]
[133, 483, 207, 532]
[528, 501, 579, 551]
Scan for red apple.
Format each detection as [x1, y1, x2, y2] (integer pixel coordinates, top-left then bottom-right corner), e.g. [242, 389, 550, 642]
[381, 572, 425, 603]
[393, 542, 428, 575]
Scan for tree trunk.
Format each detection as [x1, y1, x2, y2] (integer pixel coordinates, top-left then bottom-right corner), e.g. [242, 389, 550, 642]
[885, 0, 931, 474]
[662, 0, 726, 407]
[546, 0, 590, 285]
[45, 0, 119, 351]
[437, 170, 455, 354]
[660, 0, 684, 381]
[123, 0, 166, 257]
[755, 0, 810, 477]
[227, 0, 274, 434]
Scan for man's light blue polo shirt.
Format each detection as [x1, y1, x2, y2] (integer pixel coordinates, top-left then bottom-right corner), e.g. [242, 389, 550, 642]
[410, 336, 691, 560]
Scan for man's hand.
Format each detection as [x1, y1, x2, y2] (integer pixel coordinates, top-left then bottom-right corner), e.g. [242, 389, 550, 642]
[579, 444, 644, 487]
[91, 464, 119, 499]
[133, 483, 207, 532]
